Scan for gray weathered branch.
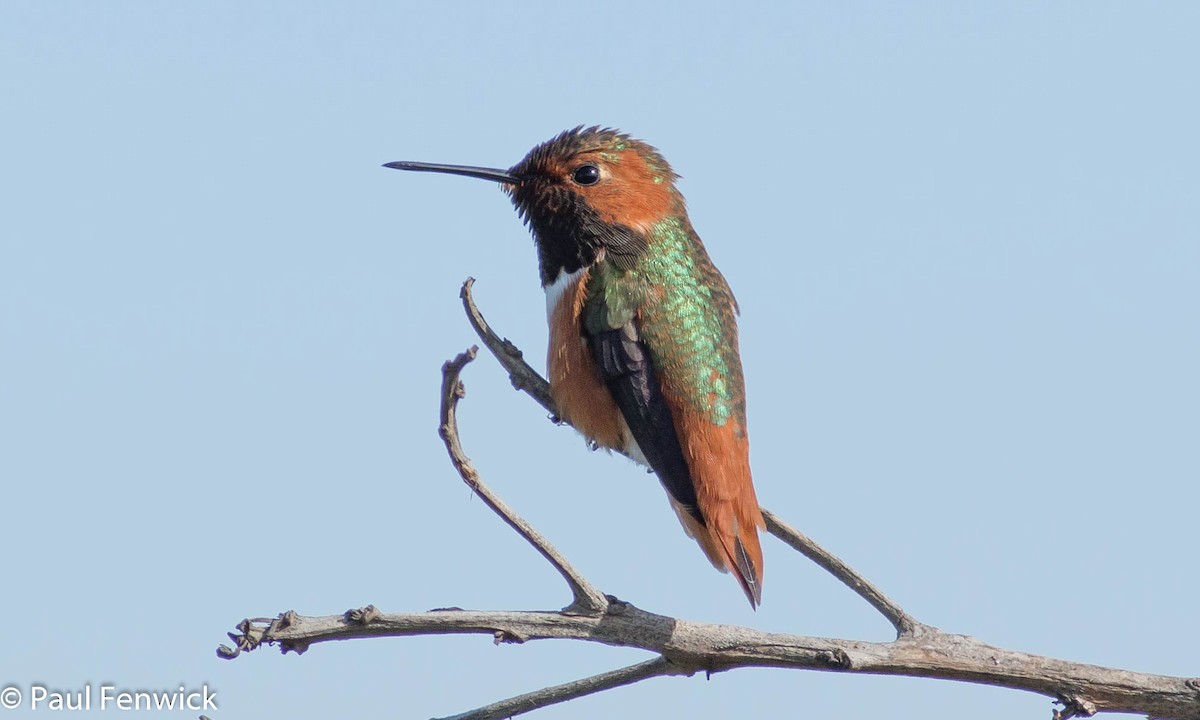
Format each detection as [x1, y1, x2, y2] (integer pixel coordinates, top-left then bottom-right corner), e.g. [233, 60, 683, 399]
[460, 277, 554, 417]
[439, 346, 607, 615]
[436, 656, 684, 720]
[216, 280, 1200, 720]
[223, 604, 1200, 720]
[761, 509, 924, 638]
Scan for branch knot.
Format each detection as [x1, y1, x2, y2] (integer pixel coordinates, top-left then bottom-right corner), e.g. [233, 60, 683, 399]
[1054, 692, 1098, 719]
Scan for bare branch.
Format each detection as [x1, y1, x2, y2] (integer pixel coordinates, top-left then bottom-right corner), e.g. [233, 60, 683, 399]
[224, 606, 1200, 720]
[217, 281, 1200, 720]
[460, 277, 554, 415]
[435, 656, 684, 720]
[439, 347, 608, 615]
[761, 509, 925, 638]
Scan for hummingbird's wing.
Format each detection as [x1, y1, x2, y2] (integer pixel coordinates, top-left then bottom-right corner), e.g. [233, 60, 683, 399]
[582, 251, 763, 607]
[590, 322, 702, 523]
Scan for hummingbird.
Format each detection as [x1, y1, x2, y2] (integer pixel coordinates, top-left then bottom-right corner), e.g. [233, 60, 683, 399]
[385, 126, 765, 607]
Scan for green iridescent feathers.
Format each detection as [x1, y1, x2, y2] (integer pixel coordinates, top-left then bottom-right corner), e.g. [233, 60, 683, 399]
[583, 216, 746, 431]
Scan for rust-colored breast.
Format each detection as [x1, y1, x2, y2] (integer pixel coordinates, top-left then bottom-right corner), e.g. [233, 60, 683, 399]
[547, 269, 626, 451]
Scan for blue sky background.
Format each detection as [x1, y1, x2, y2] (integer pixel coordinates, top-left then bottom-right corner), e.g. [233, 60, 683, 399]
[2, 2, 1197, 718]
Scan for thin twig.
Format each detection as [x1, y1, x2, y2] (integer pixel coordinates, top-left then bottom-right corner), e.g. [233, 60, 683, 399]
[460, 277, 923, 632]
[761, 510, 926, 638]
[435, 657, 684, 720]
[215, 303, 1200, 718]
[460, 277, 554, 415]
[439, 347, 608, 615]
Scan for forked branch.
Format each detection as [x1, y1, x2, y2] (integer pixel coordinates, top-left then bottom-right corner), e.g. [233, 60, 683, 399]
[217, 280, 1200, 720]
[220, 602, 1200, 720]
[439, 346, 607, 615]
[461, 276, 922, 638]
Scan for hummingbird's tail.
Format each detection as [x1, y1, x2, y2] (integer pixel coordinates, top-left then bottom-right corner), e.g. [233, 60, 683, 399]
[671, 499, 765, 608]
[667, 410, 766, 608]
[726, 519, 765, 608]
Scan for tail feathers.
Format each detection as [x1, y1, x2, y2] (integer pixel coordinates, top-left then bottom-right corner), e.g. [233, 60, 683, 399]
[714, 516, 764, 609]
[732, 533, 763, 607]
[669, 499, 764, 608]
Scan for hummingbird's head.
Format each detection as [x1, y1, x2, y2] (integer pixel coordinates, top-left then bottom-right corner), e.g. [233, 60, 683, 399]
[505, 126, 680, 234]
[385, 126, 683, 284]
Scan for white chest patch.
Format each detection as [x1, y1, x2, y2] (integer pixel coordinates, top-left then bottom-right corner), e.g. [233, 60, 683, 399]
[542, 268, 587, 321]
[623, 435, 650, 467]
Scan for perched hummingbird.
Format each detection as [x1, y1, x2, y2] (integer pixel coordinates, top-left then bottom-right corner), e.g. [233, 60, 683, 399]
[386, 127, 765, 607]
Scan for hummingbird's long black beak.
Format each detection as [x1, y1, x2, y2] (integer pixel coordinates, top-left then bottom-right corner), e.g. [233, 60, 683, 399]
[383, 161, 518, 184]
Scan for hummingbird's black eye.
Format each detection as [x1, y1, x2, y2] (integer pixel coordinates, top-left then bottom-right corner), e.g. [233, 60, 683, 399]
[572, 164, 601, 186]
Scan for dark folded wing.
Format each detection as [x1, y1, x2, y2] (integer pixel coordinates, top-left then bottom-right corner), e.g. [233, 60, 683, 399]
[589, 322, 703, 525]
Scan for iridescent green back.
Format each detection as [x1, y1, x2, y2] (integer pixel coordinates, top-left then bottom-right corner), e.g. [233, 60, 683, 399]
[583, 215, 746, 433]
